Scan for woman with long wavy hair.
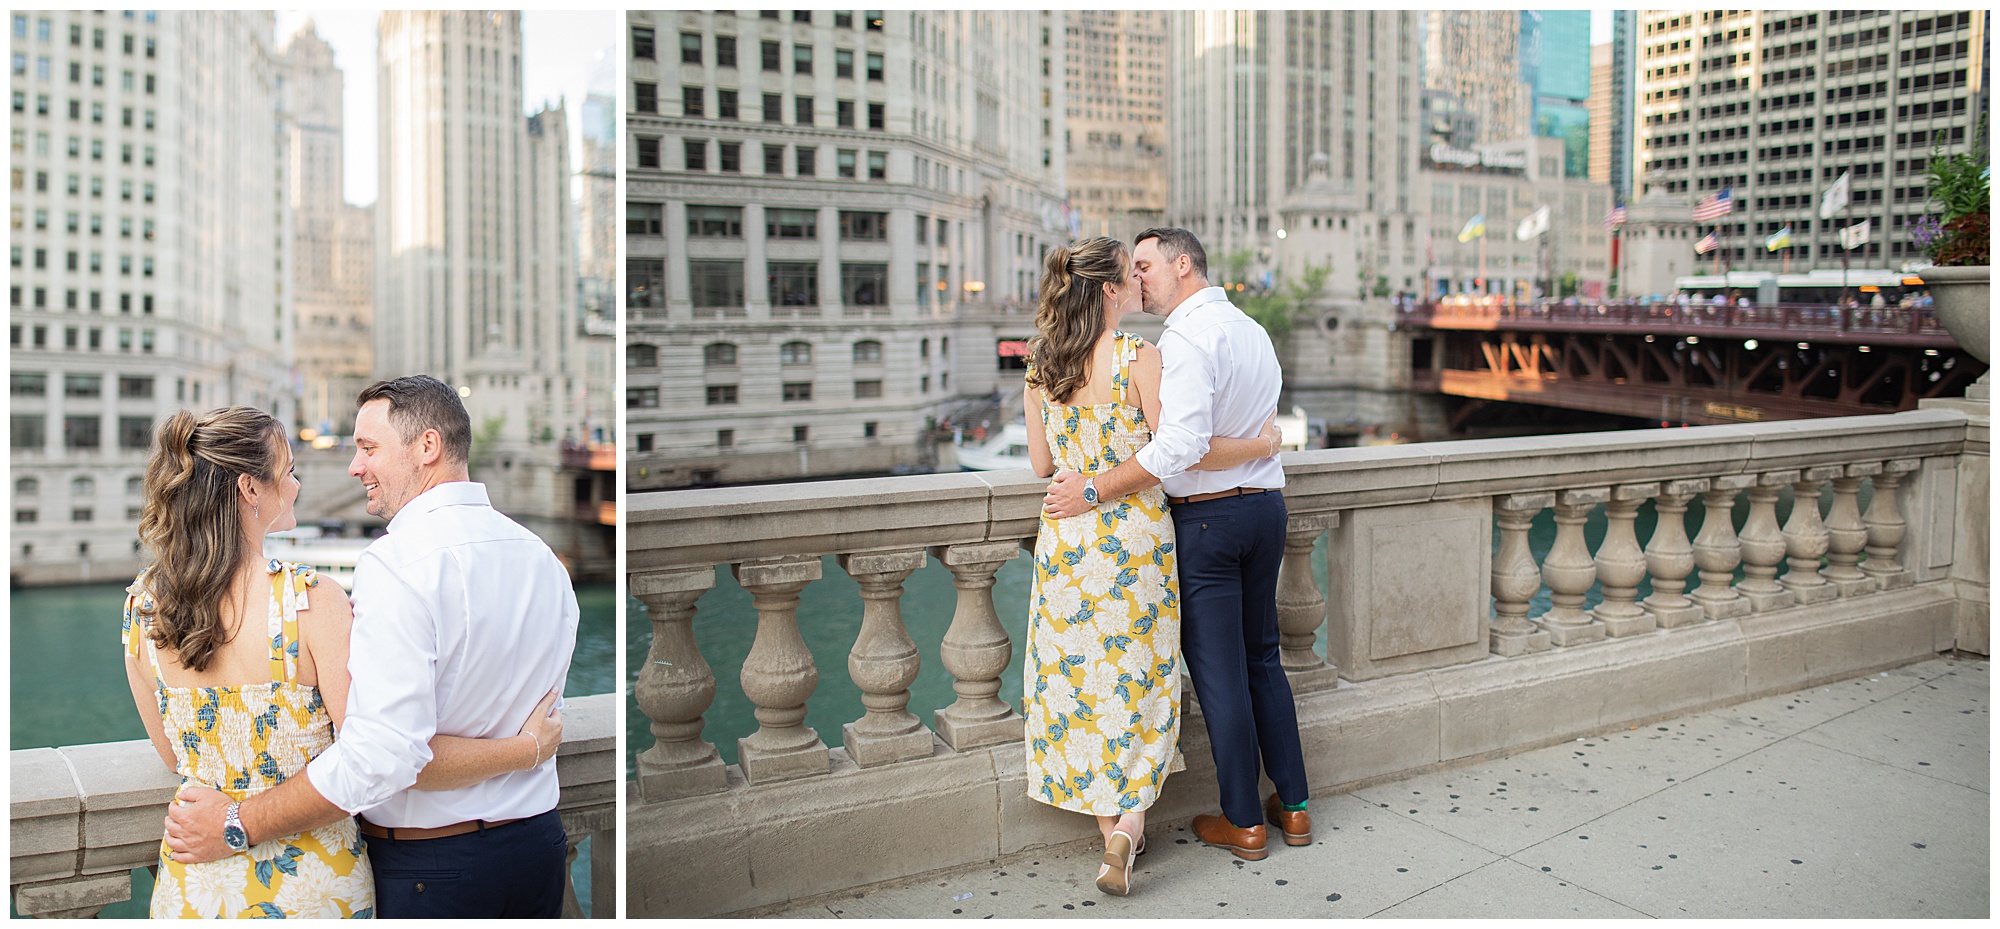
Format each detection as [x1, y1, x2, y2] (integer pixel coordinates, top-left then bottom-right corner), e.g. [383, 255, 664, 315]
[1021, 236, 1282, 896]
[122, 407, 560, 918]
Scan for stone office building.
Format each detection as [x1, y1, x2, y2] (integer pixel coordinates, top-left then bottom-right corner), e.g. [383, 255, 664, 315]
[627, 9, 1069, 489]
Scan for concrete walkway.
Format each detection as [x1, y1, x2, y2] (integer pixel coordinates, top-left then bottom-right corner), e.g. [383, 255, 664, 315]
[772, 657, 1988, 919]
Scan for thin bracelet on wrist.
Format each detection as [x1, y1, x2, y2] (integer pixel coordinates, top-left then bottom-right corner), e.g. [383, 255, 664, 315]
[526, 731, 543, 767]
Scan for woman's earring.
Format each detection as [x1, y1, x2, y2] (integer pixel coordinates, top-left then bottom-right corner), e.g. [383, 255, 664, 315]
[254, 503, 260, 520]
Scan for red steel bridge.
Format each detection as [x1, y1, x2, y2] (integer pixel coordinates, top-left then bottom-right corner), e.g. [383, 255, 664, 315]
[1399, 300, 1986, 428]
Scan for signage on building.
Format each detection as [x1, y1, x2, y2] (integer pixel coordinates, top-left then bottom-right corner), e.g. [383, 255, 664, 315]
[1424, 144, 1528, 175]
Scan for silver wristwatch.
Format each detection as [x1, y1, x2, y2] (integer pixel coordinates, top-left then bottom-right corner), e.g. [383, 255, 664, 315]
[1082, 476, 1099, 507]
[223, 801, 249, 852]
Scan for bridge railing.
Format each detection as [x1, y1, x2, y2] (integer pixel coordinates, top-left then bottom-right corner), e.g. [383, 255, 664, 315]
[628, 407, 1985, 915]
[10, 693, 616, 919]
[1402, 300, 1950, 344]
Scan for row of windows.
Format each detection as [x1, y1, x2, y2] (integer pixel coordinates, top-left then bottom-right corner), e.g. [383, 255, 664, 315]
[626, 256, 959, 310]
[4, 203, 155, 240]
[671, 34, 888, 81]
[2, 172, 154, 202]
[661, 85, 887, 131]
[632, 422, 884, 454]
[11, 15, 156, 54]
[667, 138, 889, 179]
[10, 413, 152, 450]
[13, 474, 141, 496]
[10, 372, 154, 398]
[9, 55, 156, 92]
[13, 507, 145, 525]
[631, 337, 939, 369]
[10, 93, 158, 129]
[9, 321, 156, 352]
[10, 132, 159, 166]
[669, 373, 944, 408]
[640, 205, 927, 242]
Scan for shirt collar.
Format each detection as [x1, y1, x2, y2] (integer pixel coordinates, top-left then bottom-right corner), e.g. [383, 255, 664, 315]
[1163, 286, 1230, 329]
[386, 481, 490, 533]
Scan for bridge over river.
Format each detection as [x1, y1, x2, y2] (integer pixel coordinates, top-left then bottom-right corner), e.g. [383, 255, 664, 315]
[1400, 300, 1986, 429]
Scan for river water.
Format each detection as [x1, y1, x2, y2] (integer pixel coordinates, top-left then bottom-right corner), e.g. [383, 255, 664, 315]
[626, 487, 1839, 775]
[8, 580, 616, 918]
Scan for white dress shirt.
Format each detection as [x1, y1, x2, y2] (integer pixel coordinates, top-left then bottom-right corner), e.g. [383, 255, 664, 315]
[1133, 286, 1287, 498]
[306, 481, 579, 827]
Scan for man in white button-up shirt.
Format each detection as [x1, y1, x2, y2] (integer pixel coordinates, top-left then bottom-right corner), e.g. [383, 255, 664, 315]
[166, 375, 580, 917]
[1046, 228, 1312, 862]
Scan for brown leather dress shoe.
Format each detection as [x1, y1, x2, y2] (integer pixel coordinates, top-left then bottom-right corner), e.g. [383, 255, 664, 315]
[1191, 813, 1269, 860]
[1264, 793, 1313, 846]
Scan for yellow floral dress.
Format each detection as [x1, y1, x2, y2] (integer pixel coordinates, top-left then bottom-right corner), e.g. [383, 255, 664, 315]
[123, 561, 375, 919]
[1025, 331, 1183, 815]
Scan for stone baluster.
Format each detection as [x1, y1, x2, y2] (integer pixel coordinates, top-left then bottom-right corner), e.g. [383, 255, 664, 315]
[1779, 466, 1842, 604]
[929, 541, 1024, 751]
[1689, 474, 1755, 620]
[1823, 463, 1879, 596]
[1861, 459, 1919, 589]
[1592, 483, 1659, 637]
[732, 556, 829, 784]
[1734, 471, 1797, 611]
[837, 550, 935, 767]
[1491, 492, 1554, 656]
[631, 566, 728, 801]
[1537, 488, 1608, 646]
[1277, 514, 1341, 689]
[1641, 479, 1707, 628]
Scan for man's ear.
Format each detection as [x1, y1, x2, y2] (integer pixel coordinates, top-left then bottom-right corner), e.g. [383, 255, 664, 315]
[418, 428, 445, 468]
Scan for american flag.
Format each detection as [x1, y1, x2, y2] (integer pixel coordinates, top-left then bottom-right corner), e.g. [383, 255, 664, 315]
[1603, 204, 1627, 229]
[1691, 188, 1733, 221]
[1694, 232, 1719, 254]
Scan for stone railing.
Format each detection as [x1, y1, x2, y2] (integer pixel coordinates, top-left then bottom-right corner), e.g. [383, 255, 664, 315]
[10, 693, 616, 919]
[628, 406, 1988, 917]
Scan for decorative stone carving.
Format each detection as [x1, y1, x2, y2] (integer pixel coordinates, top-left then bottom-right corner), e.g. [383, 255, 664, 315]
[838, 550, 935, 767]
[732, 556, 829, 784]
[1823, 463, 1880, 596]
[1862, 459, 1919, 589]
[1779, 466, 1841, 604]
[1277, 513, 1340, 690]
[1592, 483, 1659, 637]
[1641, 479, 1708, 628]
[1690, 474, 1755, 620]
[1491, 492, 1554, 656]
[1736, 471, 1798, 611]
[1538, 488, 1609, 646]
[631, 566, 728, 801]
[928, 541, 1024, 751]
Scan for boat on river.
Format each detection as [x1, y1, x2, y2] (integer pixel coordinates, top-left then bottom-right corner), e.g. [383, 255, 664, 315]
[263, 527, 369, 591]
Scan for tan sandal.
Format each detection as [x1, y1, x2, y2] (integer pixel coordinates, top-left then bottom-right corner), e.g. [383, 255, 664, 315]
[1096, 827, 1138, 896]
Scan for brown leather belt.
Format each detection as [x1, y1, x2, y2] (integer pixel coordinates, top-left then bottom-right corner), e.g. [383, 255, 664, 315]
[358, 816, 523, 841]
[1167, 486, 1272, 506]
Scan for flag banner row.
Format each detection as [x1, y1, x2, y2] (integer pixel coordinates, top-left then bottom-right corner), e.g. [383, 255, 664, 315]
[1692, 187, 1733, 221]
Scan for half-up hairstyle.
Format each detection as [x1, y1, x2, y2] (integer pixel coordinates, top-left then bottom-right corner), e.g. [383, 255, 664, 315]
[1026, 236, 1129, 405]
[136, 406, 286, 672]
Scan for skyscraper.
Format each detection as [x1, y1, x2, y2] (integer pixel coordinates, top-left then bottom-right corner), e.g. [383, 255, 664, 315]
[279, 20, 373, 436]
[1423, 10, 1533, 145]
[1063, 10, 1167, 240]
[626, 10, 1069, 489]
[579, 90, 618, 321]
[374, 10, 587, 522]
[1633, 9, 1989, 269]
[9, 10, 293, 584]
[1525, 10, 1593, 178]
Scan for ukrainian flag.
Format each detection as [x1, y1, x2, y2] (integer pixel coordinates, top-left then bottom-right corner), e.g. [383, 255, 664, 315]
[1765, 226, 1792, 251]
[1457, 214, 1486, 243]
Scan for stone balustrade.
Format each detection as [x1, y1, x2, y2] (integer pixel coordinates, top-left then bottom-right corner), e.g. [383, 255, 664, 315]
[10, 693, 617, 919]
[628, 407, 1988, 917]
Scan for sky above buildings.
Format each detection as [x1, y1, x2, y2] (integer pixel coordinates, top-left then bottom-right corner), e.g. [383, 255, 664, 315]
[273, 10, 617, 207]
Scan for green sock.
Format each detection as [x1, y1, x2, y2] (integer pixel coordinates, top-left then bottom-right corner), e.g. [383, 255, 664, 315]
[1282, 800, 1307, 812]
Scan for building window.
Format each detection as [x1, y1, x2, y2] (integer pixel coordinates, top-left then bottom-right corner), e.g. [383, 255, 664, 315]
[867, 150, 886, 180]
[837, 149, 857, 178]
[706, 385, 739, 405]
[628, 343, 660, 368]
[626, 388, 660, 409]
[688, 260, 745, 308]
[769, 262, 819, 305]
[795, 145, 817, 176]
[11, 415, 45, 449]
[779, 341, 813, 365]
[762, 92, 782, 122]
[762, 40, 781, 72]
[717, 89, 738, 120]
[836, 48, 854, 79]
[839, 211, 887, 240]
[14, 509, 36, 525]
[716, 429, 734, 449]
[627, 258, 666, 308]
[12, 372, 47, 396]
[682, 139, 705, 171]
[701, 342, 735, 366]
[795, 95, 814, 126]
[631, 26, 655, 59]
[782, 382, 813, 402]
[794, 44, 813, 75]
[119, 376, 153, 398]
[867, 53, 884, 81]
[837, 99, 854, 128]
[686, 205, 742, 237]
[766, 208, 817, 239]
[15, 477, 37, 495]
[118, 416, 149, 449]
[842, 264, 888, 306]
[836, 11, 853, 28]
[63, 415, 100, 449]
[863, 421, 878, 438]
[763, 142, 784, 174]
[855, 380, 883, 399]
[675, 84, 696, 117]
[866, 11, 883, 31]
[921, 375, 930, 393]
[636, 136, 660, 168]
[868, 104, 886, 132]
[680, 32, 702, 64]
[635, 82, 660, 115]
[72, 507, 94, 523]
[717, 141, 741, 173]
[716, 35, 737, 68]
[635, 434, 654, 453]
[916, 262, 931, 307]
[793, 425, 810, 443]
[853, 340, 883, 363]
[627, 202, 664, 235]
[64, 374, 102, 398]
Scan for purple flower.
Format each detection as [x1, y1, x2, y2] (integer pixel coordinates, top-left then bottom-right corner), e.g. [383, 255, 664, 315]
[1903, 215, 1944, 256]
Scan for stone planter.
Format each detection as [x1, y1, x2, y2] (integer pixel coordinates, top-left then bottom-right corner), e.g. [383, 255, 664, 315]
[1925, 264, 1990, 400]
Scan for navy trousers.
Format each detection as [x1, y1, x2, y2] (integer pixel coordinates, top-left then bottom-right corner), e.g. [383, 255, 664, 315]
[1171, 490, 1310, 829]
[365, 809, 567, 918]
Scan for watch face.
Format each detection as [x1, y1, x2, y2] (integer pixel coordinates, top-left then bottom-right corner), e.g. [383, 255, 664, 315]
[224, 825, 249, 851]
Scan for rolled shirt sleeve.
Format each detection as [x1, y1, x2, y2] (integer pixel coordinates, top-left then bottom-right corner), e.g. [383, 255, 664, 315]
[304, 549, 438, 815]
[1133, 325, 1215, 481]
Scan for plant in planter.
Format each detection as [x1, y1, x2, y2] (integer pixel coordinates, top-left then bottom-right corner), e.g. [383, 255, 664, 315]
[1914, 121, 1990, 381]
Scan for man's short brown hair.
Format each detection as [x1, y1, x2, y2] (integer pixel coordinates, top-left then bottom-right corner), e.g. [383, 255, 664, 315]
[1134, 227, 1209, 279]
[357, 375, 473, 465]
